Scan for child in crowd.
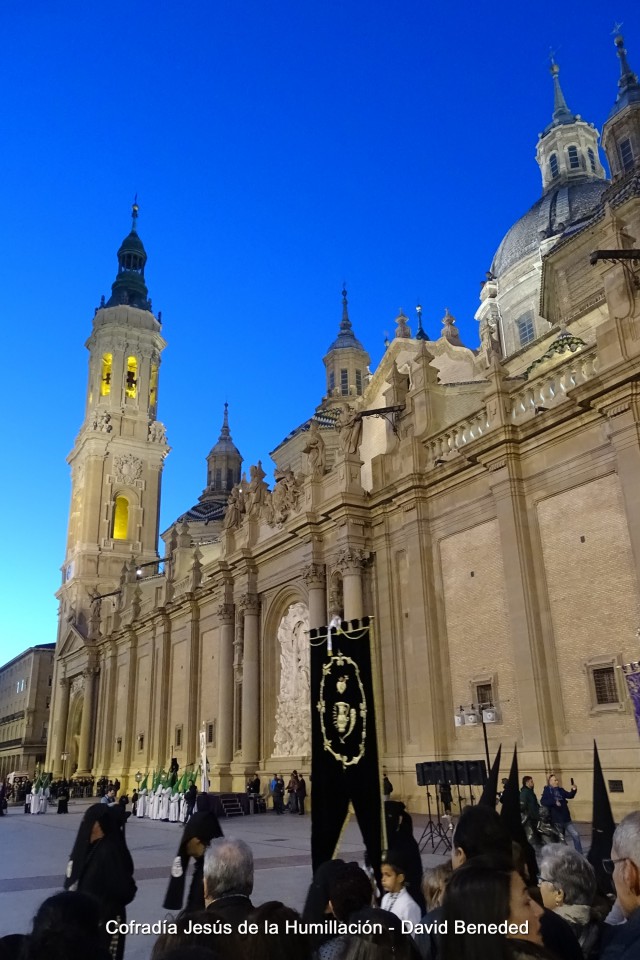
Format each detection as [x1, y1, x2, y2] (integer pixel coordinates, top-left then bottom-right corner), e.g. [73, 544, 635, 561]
[380, 851, 422, 929]
[421, 862, 452, 912]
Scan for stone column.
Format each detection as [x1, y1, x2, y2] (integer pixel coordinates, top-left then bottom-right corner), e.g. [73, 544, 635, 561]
[97, 642, 118, 775]
[302, 564, 327, 629]
[52, 677, 71, 777]
[239, 594, 260, 767]
[216, 604, 235, 766]
[76, 666, 98, 777]
[336, 548, 368, 621]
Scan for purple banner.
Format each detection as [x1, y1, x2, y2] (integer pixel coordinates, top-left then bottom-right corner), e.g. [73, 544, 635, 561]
[623, 669, 640, 737]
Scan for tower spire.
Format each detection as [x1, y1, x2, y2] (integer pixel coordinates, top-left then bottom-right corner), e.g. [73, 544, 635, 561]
[220, 401, 230, 439]
[340, 285, 353, 334]
[610, 29, 640, 115]
[415, 303, 428, 341]
[549, 57, 575, 126]
[131, 194, 139, 232]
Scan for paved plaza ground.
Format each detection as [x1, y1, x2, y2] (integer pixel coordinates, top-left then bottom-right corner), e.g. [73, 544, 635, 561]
[0, 799, 450, 960]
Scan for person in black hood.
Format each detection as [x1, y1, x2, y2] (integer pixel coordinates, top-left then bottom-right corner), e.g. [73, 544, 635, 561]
[163, 810, 224, 913]
[63, 804, 136, 960]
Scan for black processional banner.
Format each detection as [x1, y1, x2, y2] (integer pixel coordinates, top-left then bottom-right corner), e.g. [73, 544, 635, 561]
[309, 617, 386, 876]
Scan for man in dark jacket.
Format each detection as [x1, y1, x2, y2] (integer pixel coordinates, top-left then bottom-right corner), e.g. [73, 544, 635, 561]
[541, 773, 582, 853]
[600, 811, 640, 960]
[204, 837, 255, 925]
[296, 775, 307, 816]
[520, 775, 542, 849]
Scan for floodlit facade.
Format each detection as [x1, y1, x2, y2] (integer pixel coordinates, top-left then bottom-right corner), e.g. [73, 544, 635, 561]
[47, 38, 640, 817]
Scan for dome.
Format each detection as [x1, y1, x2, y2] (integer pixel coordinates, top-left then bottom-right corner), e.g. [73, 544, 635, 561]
[491, 179, 609, 277]
[117, 229, 146, 257]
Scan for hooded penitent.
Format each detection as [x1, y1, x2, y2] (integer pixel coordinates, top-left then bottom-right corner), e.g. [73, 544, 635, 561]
[162, 810, 224, 911]
[587, 740, 616, 896]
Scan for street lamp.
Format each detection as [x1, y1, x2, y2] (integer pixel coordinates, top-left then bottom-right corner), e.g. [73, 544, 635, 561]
[61, 752, 69, 780]
[135, 771, 142, 785]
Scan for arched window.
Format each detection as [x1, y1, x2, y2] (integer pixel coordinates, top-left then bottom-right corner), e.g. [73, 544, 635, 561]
[149, 363, 158, 414]
[125, 356, 138, 399]
[100, 353, 112, 396]
[112, 496, 129, 540]
[587, 148, 596, 173]
[567, 146, 580, 170]
[549, 153, 559, 178]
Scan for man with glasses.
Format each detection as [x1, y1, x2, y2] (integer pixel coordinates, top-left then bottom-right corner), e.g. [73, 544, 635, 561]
[600, 811, 640, 959]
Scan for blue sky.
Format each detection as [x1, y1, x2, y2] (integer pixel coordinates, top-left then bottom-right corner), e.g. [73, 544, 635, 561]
[1, 2, 637, 663]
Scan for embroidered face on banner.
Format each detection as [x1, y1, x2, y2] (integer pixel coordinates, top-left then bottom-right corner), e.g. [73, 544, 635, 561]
[317, 653, 367, 767]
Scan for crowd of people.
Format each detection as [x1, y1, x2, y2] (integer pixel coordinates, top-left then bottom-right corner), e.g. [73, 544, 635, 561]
[2, 775, 640, 960]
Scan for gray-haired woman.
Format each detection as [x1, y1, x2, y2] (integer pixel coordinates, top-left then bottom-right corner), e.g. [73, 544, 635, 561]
[538, 844, 601, 959]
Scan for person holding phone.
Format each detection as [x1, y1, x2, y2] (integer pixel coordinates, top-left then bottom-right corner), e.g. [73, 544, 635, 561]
[541, 773, 582, 853]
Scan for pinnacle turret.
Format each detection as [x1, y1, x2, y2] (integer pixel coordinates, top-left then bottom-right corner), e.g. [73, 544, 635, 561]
[105, 199, 152, 311]
[609, 31, 640, 118]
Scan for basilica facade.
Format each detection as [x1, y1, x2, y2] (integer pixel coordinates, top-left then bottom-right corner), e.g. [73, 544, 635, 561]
[47, 37, 640, 818]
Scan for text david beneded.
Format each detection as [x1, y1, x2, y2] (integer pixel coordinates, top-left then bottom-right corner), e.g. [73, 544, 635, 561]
[105, 919, 531, 937]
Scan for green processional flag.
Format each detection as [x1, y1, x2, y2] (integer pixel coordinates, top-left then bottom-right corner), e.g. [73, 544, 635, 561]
[309, 617, 386, 877]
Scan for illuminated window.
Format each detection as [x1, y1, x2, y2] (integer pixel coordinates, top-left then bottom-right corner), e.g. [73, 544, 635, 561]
[356, 370, 363, 395]
[112, 496, 129, 540]
[620, 138, 634, 172]
[567, 146, 580, 170]
[149, 363, 158, 413]
[100, 354, 112, 396]
[549, 153, 559, 178]
[125, 356, 138, 399]
[341, 369, 349, 395]
[587, 148, 596, 173]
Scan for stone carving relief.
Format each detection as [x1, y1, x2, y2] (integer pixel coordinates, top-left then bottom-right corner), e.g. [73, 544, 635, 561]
[479, 319, 502, 365]
[113, 454, 143, 485]
[269, 468, 303, 526]
[273, 602, 311, 757]
[222, 485, 246, 531]
[148, 420, 167, 443]
[335, 405, 363, 456]
[90, 410, 112, 433]
[69, 674, 85, 697]
[302, 421, 326, 480]
[247, 461, 269, 519]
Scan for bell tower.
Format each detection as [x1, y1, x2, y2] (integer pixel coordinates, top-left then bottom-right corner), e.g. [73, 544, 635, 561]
[59, 202, 169, 637]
